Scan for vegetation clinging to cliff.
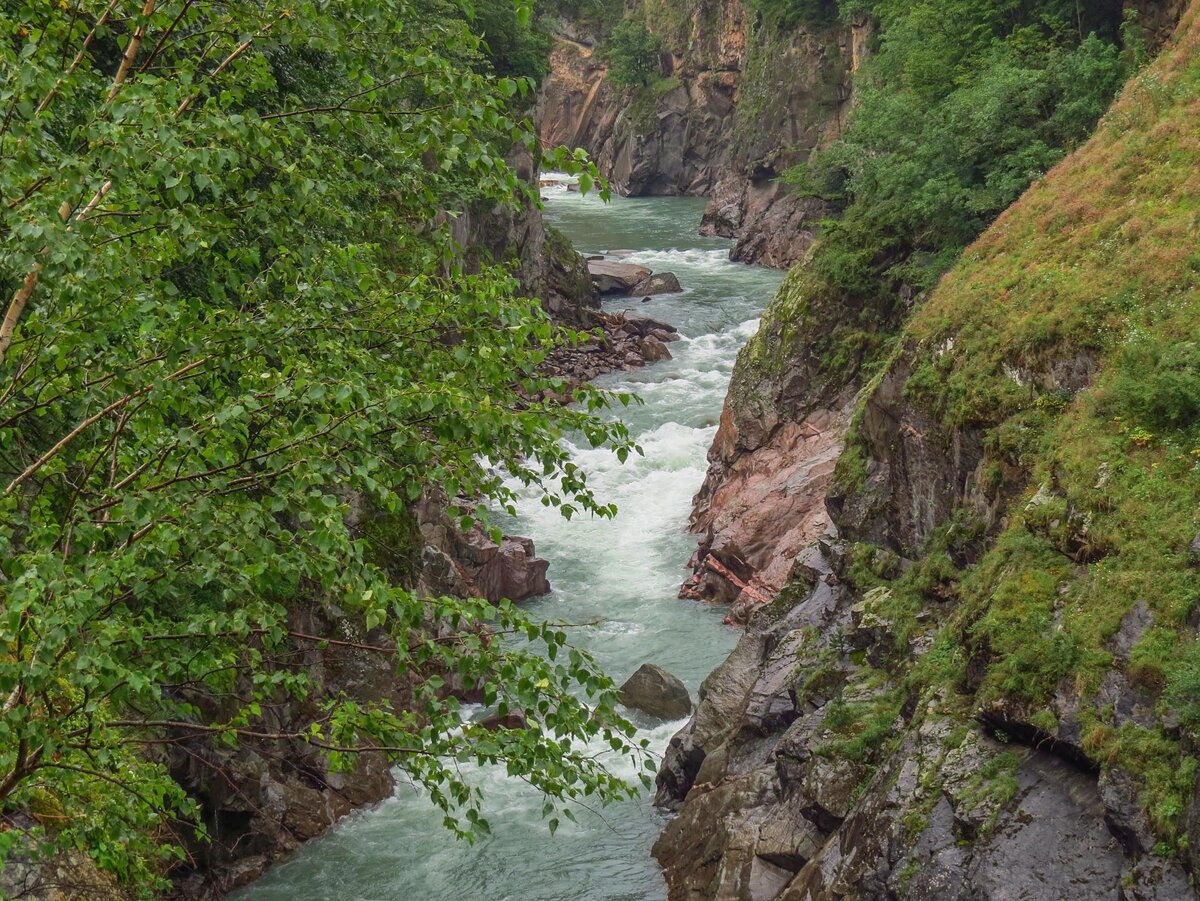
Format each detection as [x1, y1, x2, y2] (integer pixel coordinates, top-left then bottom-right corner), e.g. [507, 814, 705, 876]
[789, 0, 1139, 299]
[835, 0, 1200, 851]
[0, 0, 642, 890]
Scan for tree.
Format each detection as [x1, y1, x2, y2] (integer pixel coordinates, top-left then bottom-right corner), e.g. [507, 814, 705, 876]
[602, 19, 662, 86]
[0, 0, 641, 890]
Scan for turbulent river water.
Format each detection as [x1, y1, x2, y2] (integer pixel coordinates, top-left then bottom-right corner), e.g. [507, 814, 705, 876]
[235, 185, 784, 900]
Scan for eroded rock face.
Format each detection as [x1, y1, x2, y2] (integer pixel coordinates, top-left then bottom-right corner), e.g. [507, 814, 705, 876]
[454, 144, 598, 327]
[169, 603, 407, 897]
[654, 5, 1197, 896]
[653, 542, 1196, 900]
[684, 404, 852, 624]
[416, 496, 551, 603]
[537, 6, 865, 268]
[619, 664, 694, 720]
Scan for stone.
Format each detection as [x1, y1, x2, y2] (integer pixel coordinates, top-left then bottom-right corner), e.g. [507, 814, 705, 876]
[587, 259, 652, 294]
[632, 271, 683, 296]
[479, 711, 528, 731]
[619, 663, 693, 720]
[471, 535, 551, 602]
[639, 335, 673, 362]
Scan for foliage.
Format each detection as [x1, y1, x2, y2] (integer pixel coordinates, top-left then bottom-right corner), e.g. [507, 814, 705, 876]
[783, 0, 1134, 310]
[473, 0, 553, 81]
[833, 0, 1200, 851]
[539, 0, 623, 33]
[601, 19, 662, 86]
[749, 0, 839, 28]
[0, 0, 642, 890]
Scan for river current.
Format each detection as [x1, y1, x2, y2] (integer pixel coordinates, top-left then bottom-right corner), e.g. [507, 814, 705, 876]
[235, 185, 784, 900]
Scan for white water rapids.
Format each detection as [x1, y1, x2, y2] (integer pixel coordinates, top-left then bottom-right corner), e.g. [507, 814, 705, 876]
[235, 182, 784, 900]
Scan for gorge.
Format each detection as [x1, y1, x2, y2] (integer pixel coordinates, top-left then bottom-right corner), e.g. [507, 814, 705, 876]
[3, 0, 1200, 898]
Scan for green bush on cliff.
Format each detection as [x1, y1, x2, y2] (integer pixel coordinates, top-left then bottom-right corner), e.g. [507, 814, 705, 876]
[601, 19, 663, 85]
[0, 0, 642, 890]
[750, 0, 839, 28]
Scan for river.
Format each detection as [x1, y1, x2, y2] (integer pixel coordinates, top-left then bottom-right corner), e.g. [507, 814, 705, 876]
[234, 184, 784, 900]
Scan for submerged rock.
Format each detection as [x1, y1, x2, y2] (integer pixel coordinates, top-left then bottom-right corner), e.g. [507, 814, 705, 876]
[619, 664, 693, 720]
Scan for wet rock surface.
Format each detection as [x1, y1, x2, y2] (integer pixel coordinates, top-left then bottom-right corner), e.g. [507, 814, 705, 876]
[619, 664, 694, 720]
[588, 259, 653, 294]
[632, 271, 683, 296]
[654, 537, 1197, 899]
[542, 308, 680, 386]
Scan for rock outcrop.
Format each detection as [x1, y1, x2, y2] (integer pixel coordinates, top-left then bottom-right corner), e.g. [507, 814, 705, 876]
[543, 308, 680, 386]
[654, 2, 1200, 898]
[537, 4, 867, 268]
[589, 259, 653, 294]
[416, 497, 551, 603]
[632, 271, 683, 297]
[588, 260, 684, 297]
[455, 145, 600, 327]
[164, 494, 556, 897]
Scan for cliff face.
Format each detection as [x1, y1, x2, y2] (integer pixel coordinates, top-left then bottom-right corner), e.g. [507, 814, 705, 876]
[654, 1, 1200, 897]
[536, 3, 866, 268]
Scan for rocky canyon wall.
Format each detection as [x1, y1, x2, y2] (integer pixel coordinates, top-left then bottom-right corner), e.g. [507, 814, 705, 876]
[536, 2, 868, 268]
[653, 1, 1200, 897]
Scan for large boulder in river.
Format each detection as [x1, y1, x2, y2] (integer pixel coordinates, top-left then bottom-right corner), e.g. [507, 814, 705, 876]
[469, 535, 550, 602]
[619, 664, 692, 720]
[632, 271, 683, 297]
[588, 260, 651, 294]
[639, 336, 672, 362]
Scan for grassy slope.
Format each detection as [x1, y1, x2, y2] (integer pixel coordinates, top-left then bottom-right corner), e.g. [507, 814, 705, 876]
[835, 0, 1200, 850]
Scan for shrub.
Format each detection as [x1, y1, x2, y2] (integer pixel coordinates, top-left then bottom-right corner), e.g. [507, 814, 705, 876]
[1108, 341, 1200, 433]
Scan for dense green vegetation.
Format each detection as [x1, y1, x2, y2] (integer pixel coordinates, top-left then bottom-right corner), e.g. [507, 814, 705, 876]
[750, 0, 1143, 386]
[601, 19, 664, 86]
[749, 0, 839, 28]
[831, 1, 1200, 851]
[0, 0, 644, 891]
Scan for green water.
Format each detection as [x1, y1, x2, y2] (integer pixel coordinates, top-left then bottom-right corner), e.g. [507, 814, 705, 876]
[234, 185, 784, 901]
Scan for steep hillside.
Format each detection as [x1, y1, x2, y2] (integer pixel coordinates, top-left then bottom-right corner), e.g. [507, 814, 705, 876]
[683, 0, 1183, 623]
[536, 1, 868, 267]
[654, 2, 1200, 897]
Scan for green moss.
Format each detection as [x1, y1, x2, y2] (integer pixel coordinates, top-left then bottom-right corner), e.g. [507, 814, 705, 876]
[819, 680, 905, 762]
[626, 76, 683, 135]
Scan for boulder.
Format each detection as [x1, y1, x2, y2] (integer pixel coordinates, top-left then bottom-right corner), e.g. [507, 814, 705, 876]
[632, 271, 683, 296]
[471, 535, 551, 602]
[639, 336, 672, 362]
[479, 711, 528, 731]
[588, 260, 651, 294]
[619, 663, 692, 720]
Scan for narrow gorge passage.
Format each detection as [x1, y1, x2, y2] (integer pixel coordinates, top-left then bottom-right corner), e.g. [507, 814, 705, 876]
[234, 188, 784, 900]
